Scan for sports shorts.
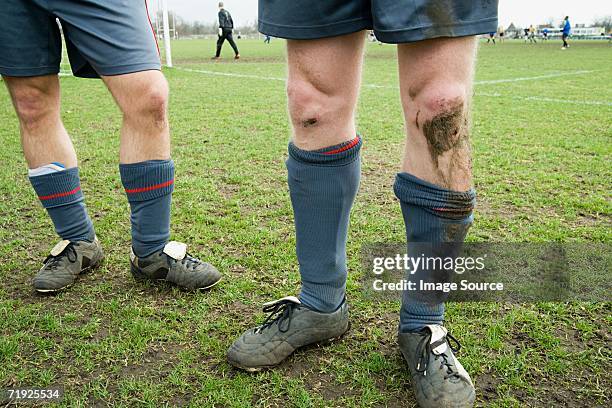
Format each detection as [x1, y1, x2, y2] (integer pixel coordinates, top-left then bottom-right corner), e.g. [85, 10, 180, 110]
[259, 0, 498, 43]
[0, 0, 160, 78]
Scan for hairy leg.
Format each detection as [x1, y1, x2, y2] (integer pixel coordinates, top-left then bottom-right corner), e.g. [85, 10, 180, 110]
[285, 32, 366, 312]
[287, 31, 366, 150]
[102, 70, 170, 164]
[3, 74, 94, 243]
[102, 70, 172, 257]
[3, 75, 77, 168]
[397, 36, 477, 191]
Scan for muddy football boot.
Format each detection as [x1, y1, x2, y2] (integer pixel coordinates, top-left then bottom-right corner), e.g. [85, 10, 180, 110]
[399, 325, 475, 408]
[130, 241, 221, 290]
[227, 296, 349, 371]
[34, 238, 104, 293]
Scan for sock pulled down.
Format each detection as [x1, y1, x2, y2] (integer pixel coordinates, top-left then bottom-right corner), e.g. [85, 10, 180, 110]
[119, 160, 174, 258]
[287, 136, 362, 313]
[394, 172, 476, 332]
[29, 166, 95, 242]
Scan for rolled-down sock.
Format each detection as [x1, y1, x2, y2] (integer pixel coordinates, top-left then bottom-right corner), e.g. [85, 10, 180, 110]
[119, 160, 174, 258]
[287, 136, 362, 313]
[29, 165, 95, 242]
[394, 172, 476, 332]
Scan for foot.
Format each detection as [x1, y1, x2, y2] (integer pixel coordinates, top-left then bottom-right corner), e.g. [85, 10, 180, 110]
[130, 241, 221, 290]
[211, 56, 220, 60]
[227, 296, 349, 371]
[399, 325, 475, 408]
[34, 237, 104, 293]
[234, 54, 240, 60]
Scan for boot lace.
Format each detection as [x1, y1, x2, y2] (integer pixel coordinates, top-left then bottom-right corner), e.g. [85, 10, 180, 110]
[163, 252, 203, 271]
[43, 244, 78, 270]
[255, 299, 299, 334]
[415, 330, 462, 380]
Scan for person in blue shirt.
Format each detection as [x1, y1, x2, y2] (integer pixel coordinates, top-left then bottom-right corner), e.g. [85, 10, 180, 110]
[561, 16, 571, 49]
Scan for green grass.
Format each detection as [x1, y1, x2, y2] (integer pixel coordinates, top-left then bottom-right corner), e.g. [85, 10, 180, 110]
[1, 38, 610, 407]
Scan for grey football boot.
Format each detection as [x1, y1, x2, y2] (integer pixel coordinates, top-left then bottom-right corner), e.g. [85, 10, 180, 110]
[34, 237, 104, 293]
[227, 296, 349, 371]
[399, 325, 475, 408]
[130, 241, 221, 290]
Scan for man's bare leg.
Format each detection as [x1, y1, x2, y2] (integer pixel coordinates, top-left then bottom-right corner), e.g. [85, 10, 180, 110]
[4, 75, 77, 169]
[399, 36, 477, 191]
[3, 74, 99, 291]
[286, 31, 365, 311]
[102, 70, 220, 289]
[102, 70, 170, 164]
[4, 74, 94, 243]
[287, 31, 365, 150]
[395, 37, 479, 407]
[227, 32, 366, 371]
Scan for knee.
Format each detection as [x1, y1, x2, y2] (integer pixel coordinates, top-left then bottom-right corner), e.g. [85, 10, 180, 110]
[11, 87, 54, 131]
[286, 79, 347, 130]
[409, 82, 470, 151]
[124, 78, 169, 129]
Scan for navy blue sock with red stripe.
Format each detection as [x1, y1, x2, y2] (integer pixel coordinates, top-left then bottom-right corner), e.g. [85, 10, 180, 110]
[29, 167, 95, 242]
[287, 136, 361, 313]
[393, 172, 476, 332]
[120, 160, 174, 258]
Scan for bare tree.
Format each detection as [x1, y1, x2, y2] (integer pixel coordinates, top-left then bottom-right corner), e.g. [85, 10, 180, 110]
[592, 15, 612, 32]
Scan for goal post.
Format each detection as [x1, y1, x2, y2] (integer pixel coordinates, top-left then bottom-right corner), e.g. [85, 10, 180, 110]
[161, 0, 173, 67]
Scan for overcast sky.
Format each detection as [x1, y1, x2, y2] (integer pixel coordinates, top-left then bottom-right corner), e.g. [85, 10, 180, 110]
[156, 0, 610, 28]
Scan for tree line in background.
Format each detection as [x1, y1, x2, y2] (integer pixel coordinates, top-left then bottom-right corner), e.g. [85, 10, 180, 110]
[592, 16, 612, 33]
[152, 10, 259, 37]
[153, 11, 611, 38]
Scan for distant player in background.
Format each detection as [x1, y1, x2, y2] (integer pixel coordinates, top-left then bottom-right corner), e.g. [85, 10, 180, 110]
[542, 27, 549, 40]
[561, 16, 571, 49]
[264, 35, 271, 44]
[528, 25, 537, 43]
[486, 32, 496, 44]
[213, 2, 240, 60]
[498, 26, 505, 42]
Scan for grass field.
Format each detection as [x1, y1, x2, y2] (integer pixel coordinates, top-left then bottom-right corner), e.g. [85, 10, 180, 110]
[0, 38, 610, 407]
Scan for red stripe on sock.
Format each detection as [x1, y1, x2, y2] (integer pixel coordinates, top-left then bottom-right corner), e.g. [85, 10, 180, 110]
[39, 186, 81, 201]
[323, 136, 360, 155]
[125, 179, 174, 194]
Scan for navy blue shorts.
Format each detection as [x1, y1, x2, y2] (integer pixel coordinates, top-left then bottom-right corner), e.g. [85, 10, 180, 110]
[259, 0, 499, 43]
[0, 0, 161, 78]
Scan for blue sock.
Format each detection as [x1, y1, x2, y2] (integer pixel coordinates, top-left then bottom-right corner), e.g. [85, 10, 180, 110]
[119, 160, 174, 258]
[29, 167, 95, 242]
[287, 136, 362, 313]
[394, 172, 476, 332]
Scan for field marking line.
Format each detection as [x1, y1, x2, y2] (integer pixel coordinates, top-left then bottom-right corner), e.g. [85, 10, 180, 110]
[58, 67, 611, 107]
[174, 66, 612, 107]
[175, 66, 597, 87]
[176, 67, 286, 82]
[474, 70, 595, 85]
[476, 91, 612, 107]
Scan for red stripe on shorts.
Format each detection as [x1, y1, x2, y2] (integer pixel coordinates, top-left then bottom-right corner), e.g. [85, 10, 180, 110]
[144, 0, 160, 56]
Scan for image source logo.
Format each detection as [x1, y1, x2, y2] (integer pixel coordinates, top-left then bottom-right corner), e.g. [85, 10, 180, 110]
[361, 242, 611, 303]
